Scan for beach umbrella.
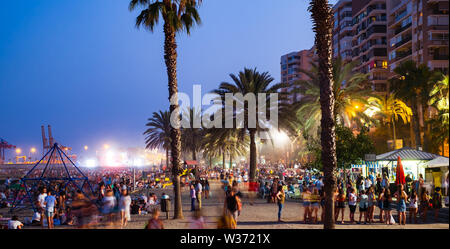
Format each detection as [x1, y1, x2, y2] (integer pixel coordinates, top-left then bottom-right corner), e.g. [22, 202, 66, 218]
[395, 156, 406, 185]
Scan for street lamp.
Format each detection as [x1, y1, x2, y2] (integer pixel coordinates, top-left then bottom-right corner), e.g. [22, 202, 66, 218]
[104, 144, 110, 150]
[30, 147, 36, 161]
[84, 145, 88, 151]
[15, 148, 21, 154]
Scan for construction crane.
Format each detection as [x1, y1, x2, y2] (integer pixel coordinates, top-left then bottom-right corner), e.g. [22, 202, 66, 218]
[0, 138, 16, 164]
[41, 125, 77, 163]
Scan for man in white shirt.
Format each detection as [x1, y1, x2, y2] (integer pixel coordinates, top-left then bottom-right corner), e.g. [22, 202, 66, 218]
[37, 188, 47, 228]
[8, 216, 23, 229]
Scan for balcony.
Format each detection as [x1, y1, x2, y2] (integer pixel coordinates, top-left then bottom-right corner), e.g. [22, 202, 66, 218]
[428, 25, 449, 30]
[394, 35, 412, 48]
[391, 49, 412, 62]
[394, 22, 412, 35]
[433, 54, 449, 60]
[429, 39, 449, 46]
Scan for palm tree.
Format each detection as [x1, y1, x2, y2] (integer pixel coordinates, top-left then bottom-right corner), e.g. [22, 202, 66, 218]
[296, 58, 373, 136]
[428, 75, 449, 154]
[130, 0, 202, 219]
[368, 96, 413, 149]
[181, 108, 203, 161]
[144, 111, 171, 169]
[309, 0, 337, 230]
[389, 60, 441, 150]
[214, 68, 288, 183]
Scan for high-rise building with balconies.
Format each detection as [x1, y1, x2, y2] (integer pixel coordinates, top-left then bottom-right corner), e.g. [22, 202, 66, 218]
[280, 47, 316, 103]
[387, 0, 449, 75]
[333, 0, 354, 62]
[351, 0, 390, 94]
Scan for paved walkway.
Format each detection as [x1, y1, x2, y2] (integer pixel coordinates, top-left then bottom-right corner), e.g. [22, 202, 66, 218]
[3, 180, 447, 229]
[125, 180, 449, 229]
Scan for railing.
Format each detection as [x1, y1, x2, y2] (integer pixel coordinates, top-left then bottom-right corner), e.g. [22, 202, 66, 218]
[394, 22, 412, 35]
[433, 54, 449, 60]
[395, 35, 412, 48]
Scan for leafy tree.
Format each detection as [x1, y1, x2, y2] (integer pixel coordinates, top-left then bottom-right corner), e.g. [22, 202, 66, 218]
[296, 57, 373, 136]
[367, 95, 412, 149]
[389, 60, 442, 150]
[214, 68, 288, 183]
[144, 110, 171, 169]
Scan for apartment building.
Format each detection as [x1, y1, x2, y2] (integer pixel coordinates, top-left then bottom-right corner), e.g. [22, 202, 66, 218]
[351, 0, 390, 94]
[387, 0, 449, 75]
[332, 0, 354, 62]
[280, 47, 316, 103]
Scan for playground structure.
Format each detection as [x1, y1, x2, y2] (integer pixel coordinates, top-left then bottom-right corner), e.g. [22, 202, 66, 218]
[10, 143, 96, 213]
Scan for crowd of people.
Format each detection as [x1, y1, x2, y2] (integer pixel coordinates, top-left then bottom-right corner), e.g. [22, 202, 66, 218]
[0, 163, 448, 229]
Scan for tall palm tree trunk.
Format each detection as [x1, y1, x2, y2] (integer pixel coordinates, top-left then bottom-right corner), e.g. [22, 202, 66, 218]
[249, 129, 257, 183]
[166, 149, 169, 169]
[222, 151, 226, 169]
[230, 154, 233, 169]
[310, 0, 337, 230]
[412, 99, 422, 150]
[164, 22, 183, 219]
[392, 119, 397, 149]
[409, 110, 415, 148]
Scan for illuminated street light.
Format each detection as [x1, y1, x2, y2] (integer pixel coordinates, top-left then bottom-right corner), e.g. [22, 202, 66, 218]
[30, 147, 36, 153]
[15, 148, 21, 154]
[84, 145, 88, 151]
[104, 144, 110, 150]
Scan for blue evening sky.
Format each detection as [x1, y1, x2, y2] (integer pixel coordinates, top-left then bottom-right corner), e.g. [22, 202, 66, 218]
[0, 0, 337, 157]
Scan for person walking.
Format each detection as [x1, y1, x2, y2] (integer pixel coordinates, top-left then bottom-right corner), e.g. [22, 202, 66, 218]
[190, 184, 196, 211]
[383, 188, 393, 225]
[145, 208, 164, 229]
[408, 189, 418, 224]
[195, 180, 202, 209]
[335, 188, 346, 224]
[225, 187, 241, 223]
[367, 187, 376, 224]
[302, 187, 312, 223]
[377, 188, 385, 223]
[310, 188, 320, 224]
[348, 188, 357, 224]
[419, 189, 430, 223]
[119, 189, 131, 228]
[358, 190, 368, 224]
[37, 188, 47, 228]
[395, 185, 407, 225]
[44, 190, 57, 229]
[276, 185, 286, 222]
[432, 187, 442, 222]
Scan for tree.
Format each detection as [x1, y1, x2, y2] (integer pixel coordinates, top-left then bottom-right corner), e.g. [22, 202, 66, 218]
[368, 95, 412, 149]
[144, 111, 171, 169]
[181, 108, 203, 161]
[296, 57, 373, 136]
[389, 60, 441, 150]
[309, 0, 337, 230]
[305, 125, 375, 170]
[130, 0, 202, 219]
[214, 68, 288, 183]
[428, 75, 449, 154]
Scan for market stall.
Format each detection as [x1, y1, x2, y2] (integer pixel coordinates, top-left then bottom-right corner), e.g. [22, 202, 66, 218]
[423, 156, 449, 195]
[376, 147, 441, 184]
